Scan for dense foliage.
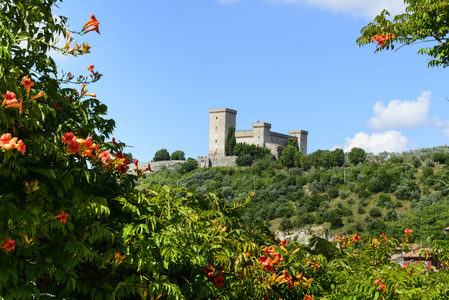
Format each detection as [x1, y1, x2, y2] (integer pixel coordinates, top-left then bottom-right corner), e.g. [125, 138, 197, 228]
[140, 146, 449, 246]
[6, 1, 449, 299]
[357, 0, 449, 68]
[233, 142, 273, 161]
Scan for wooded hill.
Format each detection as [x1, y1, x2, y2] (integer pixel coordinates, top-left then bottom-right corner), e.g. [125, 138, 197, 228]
[138, 146, 449, 247]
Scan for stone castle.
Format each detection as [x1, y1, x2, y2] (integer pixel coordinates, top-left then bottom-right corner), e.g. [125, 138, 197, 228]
[197, 108, 308, 168]
[208, 108, 308, 158]
[132, 108, 308, 171]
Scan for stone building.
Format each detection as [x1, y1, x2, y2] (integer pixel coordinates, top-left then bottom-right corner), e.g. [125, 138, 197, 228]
[208, 108, 308, 159]
[132, 108, 309, 171]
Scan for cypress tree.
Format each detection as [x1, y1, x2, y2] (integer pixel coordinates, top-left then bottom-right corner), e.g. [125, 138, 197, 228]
[225, 126, 236, 156]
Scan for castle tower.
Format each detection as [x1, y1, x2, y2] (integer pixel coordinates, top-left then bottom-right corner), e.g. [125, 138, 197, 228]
[289, 130, 308, 154]
[208, 108, 237, 157]
[252, 122, 271, 148]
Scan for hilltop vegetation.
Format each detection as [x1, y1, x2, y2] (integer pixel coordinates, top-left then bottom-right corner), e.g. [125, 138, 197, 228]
[138, 146, 449, 246]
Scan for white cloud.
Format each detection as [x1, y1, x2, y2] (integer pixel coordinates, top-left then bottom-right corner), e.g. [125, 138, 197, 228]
[266, 0, 406, 19]
[431, 116, 449, 138]
[367, 91, 431, 131]
[342, 131, 408, 154]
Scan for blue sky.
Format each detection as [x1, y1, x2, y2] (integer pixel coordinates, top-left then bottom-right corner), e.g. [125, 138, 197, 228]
[53, 0, 449, 162]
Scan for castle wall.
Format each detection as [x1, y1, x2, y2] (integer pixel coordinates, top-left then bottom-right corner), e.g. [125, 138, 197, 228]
[198, 156, 237, 168]
[208, 156, 238, 167]
[235, 130, 254, 145]
[128, 156, 238, 174]
[266, 143, 283, 159]
[128, 160, 186, 173]
[268, 132, 292, 147]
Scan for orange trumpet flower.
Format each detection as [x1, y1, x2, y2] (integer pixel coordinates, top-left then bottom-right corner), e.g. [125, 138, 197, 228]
[83, 14, 100, 34]
[21, 77, 35, 96]
[404, 228, 413, 241]
[4, 98, 23, 114]
[30, 91, 44, 101]
[2, 90, 17, 105]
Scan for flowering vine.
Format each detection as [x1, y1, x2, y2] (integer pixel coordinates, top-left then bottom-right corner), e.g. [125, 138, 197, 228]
[371, 33, 394, 46]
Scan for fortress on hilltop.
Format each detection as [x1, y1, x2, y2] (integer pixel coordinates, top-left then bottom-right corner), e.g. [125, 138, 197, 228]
[197, 108, 308, 167]
[131, 108, 309, 171]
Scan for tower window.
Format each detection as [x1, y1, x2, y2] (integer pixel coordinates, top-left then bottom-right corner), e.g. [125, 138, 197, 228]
[215, 127, 217, 129]
[216, 117, 218, 119]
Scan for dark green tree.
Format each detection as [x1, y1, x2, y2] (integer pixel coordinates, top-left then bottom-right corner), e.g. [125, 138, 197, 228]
[153, 148, 170, 161]
[294, 150, 304, 168]
[300, 155, 312, 171]
[233, 143, 272, 160]
[331, 149, 345, 168]
[280, 145, 298, 169]
[179, 157, 198, 173]
[236, 153, 254, 166]
[171, 150, 186, 161]
[225, 126, 236, 156]
[410, 156, 422, 168]
[287, 138, 299, 150]
[348, 147, 367, 165]
[433, 152, 448, 164]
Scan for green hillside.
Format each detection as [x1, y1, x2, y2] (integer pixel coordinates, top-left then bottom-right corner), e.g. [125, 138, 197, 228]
[138, 146, 449, 246]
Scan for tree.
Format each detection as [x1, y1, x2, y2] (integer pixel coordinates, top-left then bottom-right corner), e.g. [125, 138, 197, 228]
[279, 145, 298, 169]
[348, 147, 367, 165]
[236, 153, 254, 166]
[153, 148, 170, 161]
[0, 3, 141, 297]
[294, 150, 304, 168]
[300, 154, 312, 171]
[171, 150, 186, 161]
[411, 156, 422, 168]
[331, 148, 345, 168]
[287, 138, 299, 150]
[357, 0, 449, 68]
[433, 152, 448, 164]
[233, 142, 272, 160]
[183, 157, 198, 172]
[225, 126, 236, 156]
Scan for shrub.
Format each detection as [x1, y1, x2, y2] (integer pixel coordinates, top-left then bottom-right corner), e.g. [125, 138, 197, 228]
[377, 193, 392, 207]
[369, 207, 382, 218]
[358, 190, 372, 200]
[280, 217, 293, 230]
[339, 190, 348, 199]
[328, 187, 339, 199]
[303, 213, 316, 224]
[308, 180, 325, 195]
[422, 166, 434, 178]
[236, 153, 254, 166]
[357, 206, 366, 214]
[330, 216, 344, 229]
[384, 208, 398, 221]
